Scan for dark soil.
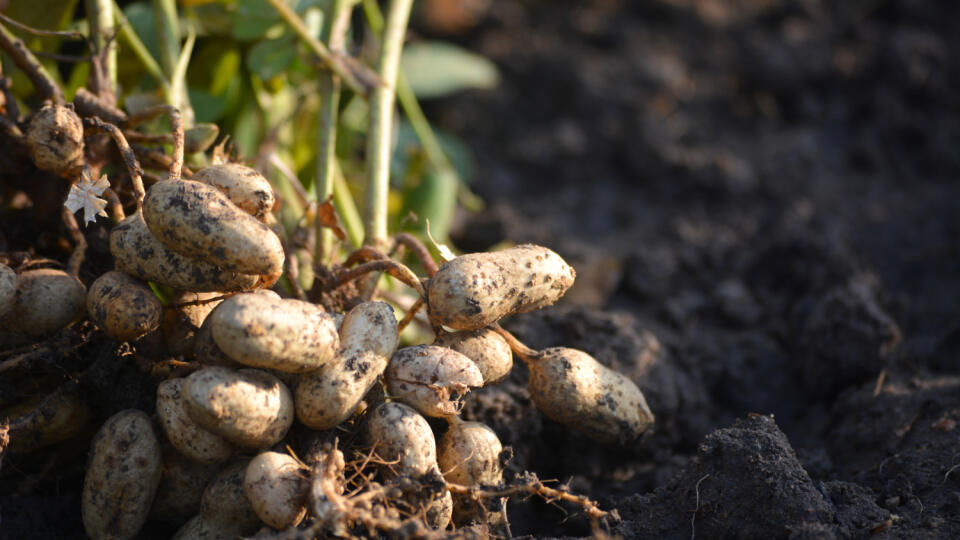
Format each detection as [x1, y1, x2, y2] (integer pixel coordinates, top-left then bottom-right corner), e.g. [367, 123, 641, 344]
[3, 0, 960, 538]
[433, 0, 960, 537]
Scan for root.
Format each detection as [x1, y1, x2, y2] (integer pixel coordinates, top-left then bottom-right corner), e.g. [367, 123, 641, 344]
[84, 117, 146, 207]
[0, 20, 64, 104]
[125, 105, 184, 179]
[397, 296, 425, 332]
[447, 471, 611, 523]
[392, 233, 439, 277]
[492, 324, 541, 363]
[690, 474, 709, 540]
[132, 144, 195, 178]
[102, 187, 125, 222]
[343, 246, 390, 267]
[169, 293, 236, 309]
[337, 259, 425, 299]
[61, 206, 86, 277]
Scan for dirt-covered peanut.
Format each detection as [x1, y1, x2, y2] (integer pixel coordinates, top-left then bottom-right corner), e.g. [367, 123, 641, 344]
[173, 461, 260, 540]
[157, 379, 235, 464]
[26, 104, 84, 176]
[191, 163, 275, 219]
[428, 244, 576, 330]
[210, 293, 338, 373]
[0, 263, 15, 319]
[244, 451, 308, 529]
[143, 179, 284, 276]
[438, 421, 504, 486]
[367, 401, 438, 477]
[4, 383, 91, 453]
[150, 447, 221, 524]
[433, 328, 513, 385]
[438, 420, 504, 525]
[87, 271, 162, 341]
[163, 291, 223, 357]
[296, 302, 398, 430]
[111, 211, 260, 292]
[183, 367, 294, 449]
[82, 410, 162, 540]
[0, 268, 85, 344]
[386, 345, 483, 418]
[528, 347, 655, 443]
[190, 291, 279, 366]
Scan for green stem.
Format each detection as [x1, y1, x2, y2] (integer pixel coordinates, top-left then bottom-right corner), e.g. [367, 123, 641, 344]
[364, 0, 412, 249]
[86, 0, 117, 94]
[333, 162, 363, 250]
[153, 0, 179, 78]
[363, 0, 452, 172]
[112, 1, 170, 97]
[315, 0, 355, 265]
[265, 0, 377, 97]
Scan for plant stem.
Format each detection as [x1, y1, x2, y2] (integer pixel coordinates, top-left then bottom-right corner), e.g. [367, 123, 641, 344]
[362, 0, 451, 173]
[315, 0, 355, 266]
[364, 0, 413, 250]
[333, 162, 363, 249]
[265, 0, 377, 97]
[112, 1, 170, 97]
[85, 0, 117, 97]
[0, 21, 64, 104]
[153, 0, 179, 79]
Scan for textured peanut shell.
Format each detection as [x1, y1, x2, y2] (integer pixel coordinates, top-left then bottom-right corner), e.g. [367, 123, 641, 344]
[87, 271, 162, 341]
[244, 452, 308, 529]
[528, 347, 655, 443]
[82, 410, 162, 540]
[191, 163, 275, 220]
[143, 179, 284, 276]
[5, 383, 91, 453]
[210, 293, 339, 373]
[183, 367, 294, 449]
[192, 290, 279, 365]
[438, 421, 503, 525]
[428, 244, 576, 330]
[156, 379, 235, 464]
[367, 402, 438, 477]
[386, 345, 483, 418]
[0, 263, 15, 319]
[0, 268, 85, 344]
[295, 302, 398, 430]
[433, 328, 513, 385]
[26, 104, 84, 176]
[111, 211, 260, 292]
[438, 421, 503, 486]
[150, 447, 221, 524]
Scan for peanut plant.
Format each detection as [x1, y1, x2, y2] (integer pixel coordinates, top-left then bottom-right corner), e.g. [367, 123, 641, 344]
[0, 1, 654, 537]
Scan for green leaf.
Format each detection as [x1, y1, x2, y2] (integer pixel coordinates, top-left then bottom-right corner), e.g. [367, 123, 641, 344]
[401, 41, 499, 99]
[247, 36, 296, 81]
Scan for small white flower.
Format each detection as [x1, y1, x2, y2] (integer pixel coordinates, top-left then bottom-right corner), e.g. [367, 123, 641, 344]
[64, 171, 110, 226]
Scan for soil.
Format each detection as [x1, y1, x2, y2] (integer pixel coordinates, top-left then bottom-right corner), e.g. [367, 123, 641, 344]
[2, 0, 960, 538]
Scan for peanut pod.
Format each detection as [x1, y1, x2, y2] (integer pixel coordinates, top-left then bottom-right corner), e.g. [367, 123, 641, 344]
[82, 410, 162, 540]
[296, 302, 398, 430]
[527, 347, 654, 444]
[428, 244, 576, 330]
[244, 451, 308, 529]
[433, 328, 513, 385]
[385, 345, 483, 418]
[0, 268, 86, 345]
[191, 163, 275, 220]
[87, 271, 163, 341]
[210, 293, 339, 373]
[143, 179, 284, 276]
[110, 211, 260, 292]
[183, 367, 294, 449]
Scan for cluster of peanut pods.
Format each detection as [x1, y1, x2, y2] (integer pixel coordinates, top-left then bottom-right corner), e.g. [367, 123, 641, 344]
[3, 148, 655, 537]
